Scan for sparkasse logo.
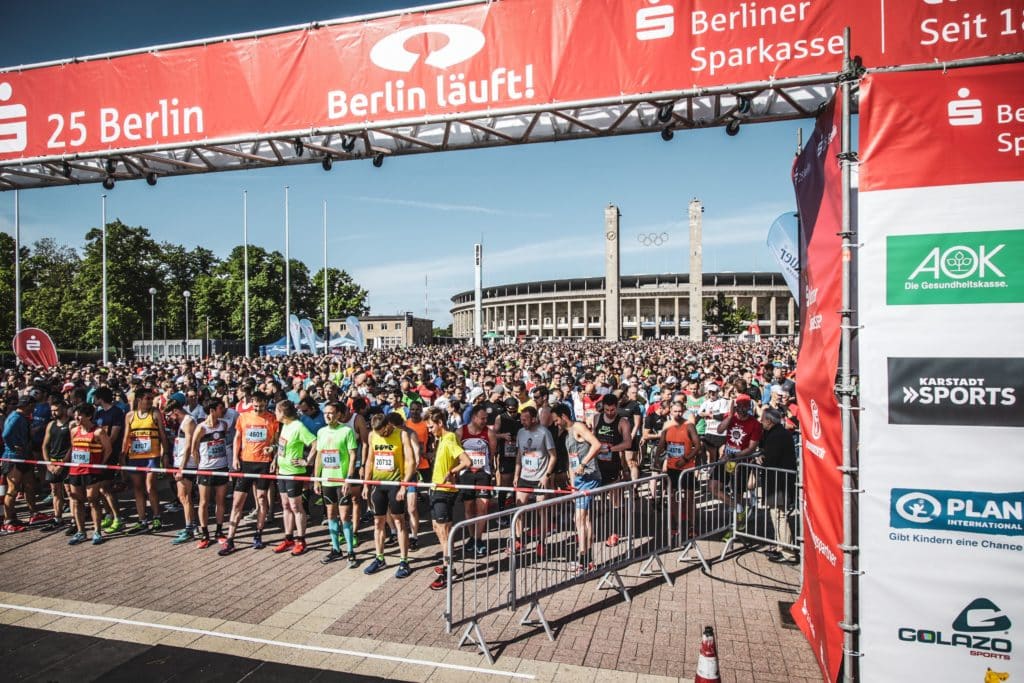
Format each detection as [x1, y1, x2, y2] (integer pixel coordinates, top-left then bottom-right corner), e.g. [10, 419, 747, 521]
[886, 229, 1024, 305]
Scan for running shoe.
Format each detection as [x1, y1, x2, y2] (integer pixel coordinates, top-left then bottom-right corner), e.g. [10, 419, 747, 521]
[363, 557, 386, 575]
[218, 540, 236, 556]
[3, 522, 27, 533]
[171, 529, 194, 545]
[605, 533, 620, 548]
[43, 518, 65, 531]
[474, 541, 488, 558]
[385, 532, 398, 547]
[196, 538, 212, 550]
[163, 501, 183, 513]
[273, 539, 296, 554]
[290, 540, 307, 556]
[429, 575, 447, 591]
[68, 532, 87, 545]
[107, 518, 124, 533]
[91, 532, 104, 545]
[433, 565, 446, 575]
[395, 560, 412, 579]
[126, 521, 148, 535]
[28, 512, 53, 525]
[40, 494, 53, 506]
[347, 552, 358, 569]
[150, 518, 163, 532]
[251, 535, 266, 550]
[64, 525, 77, 537]
[409, 536, 419, 551]
[321, 549, 344, 565]
[243, 510, 258, 523]
[101, 515, 114, 531]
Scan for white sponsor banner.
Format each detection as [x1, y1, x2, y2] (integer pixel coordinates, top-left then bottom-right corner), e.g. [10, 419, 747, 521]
[766, 212, 800, 305]
[858, 67, 1024, 683]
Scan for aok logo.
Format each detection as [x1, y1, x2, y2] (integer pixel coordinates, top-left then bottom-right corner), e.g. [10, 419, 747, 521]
[368, 25, 486, 73]
[886, 230, 1023, 305]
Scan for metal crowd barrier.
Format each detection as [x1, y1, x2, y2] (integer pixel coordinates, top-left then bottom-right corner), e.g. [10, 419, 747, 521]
[444, 474, 673, 663]
[720, 461, 801, 559]
[672, 455, 758, 572]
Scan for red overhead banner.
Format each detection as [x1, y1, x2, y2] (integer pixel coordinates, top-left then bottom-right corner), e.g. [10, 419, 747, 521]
[791, 96, 845, 683]
[0, 0, 1020, 162]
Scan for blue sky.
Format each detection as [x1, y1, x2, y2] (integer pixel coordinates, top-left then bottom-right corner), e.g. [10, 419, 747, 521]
[0, 0, 803, 326]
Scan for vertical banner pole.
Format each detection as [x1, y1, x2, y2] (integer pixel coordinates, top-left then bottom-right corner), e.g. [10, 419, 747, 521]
[101, 194, 108, 365]
[13, 190, 21, 336]
[284, 186, 290, 355]
[323, 199, 329, 355]
[473, 243, 483, 347]
[839, 27, 859, 683]
[243, 190, 250, 358]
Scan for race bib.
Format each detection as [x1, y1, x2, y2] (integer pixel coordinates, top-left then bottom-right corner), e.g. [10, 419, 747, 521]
[374, 453, 395, 472]
[598, 444, 613, 461]
[321, 449, 340, 469]
[71, 448, 91, 464]
[724, 446, 740, 457]
[130, 436, 152, 454]
[246, 427, 267, 443]
[466, 450, 487, 470]
[569, 455, 581, 470]
[522, 452, 541, 471]
[667, 443, 686, 458]
[205, 439, 226, 458]
[173, 437, 186, 457]
[503, 442, 517, 458]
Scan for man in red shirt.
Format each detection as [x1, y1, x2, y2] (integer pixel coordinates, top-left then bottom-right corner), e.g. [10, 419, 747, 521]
[713, 394, 763, 525]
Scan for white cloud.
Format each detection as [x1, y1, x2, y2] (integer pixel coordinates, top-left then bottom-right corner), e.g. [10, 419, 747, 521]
[347, 195, 551, 218]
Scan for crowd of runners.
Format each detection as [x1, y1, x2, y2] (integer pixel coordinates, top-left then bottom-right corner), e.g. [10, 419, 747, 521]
[1, 338, 801, 590]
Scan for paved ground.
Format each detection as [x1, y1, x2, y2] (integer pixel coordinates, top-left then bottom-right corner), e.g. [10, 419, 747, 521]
[0, 488, 821, 682]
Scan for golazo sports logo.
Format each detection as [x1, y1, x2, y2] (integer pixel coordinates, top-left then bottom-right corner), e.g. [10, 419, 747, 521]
[898, 598, 1013, 661]
[891, 488, 1024, 537]
[887, 357, 1024, 427]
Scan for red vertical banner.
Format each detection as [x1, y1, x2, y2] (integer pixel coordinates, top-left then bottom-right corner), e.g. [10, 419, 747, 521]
[790, 97, 845, 683]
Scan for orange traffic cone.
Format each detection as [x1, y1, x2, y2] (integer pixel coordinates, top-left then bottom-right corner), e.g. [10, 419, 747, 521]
[695, 625, 721, 683]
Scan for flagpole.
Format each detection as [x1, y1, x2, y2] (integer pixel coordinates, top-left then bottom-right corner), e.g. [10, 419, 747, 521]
[13, 190, 20, 335]
[243, 190, 250, 357]
[101, 194, 108, 365]
[322, 199, 329, 356]
[284, 186, 290, 355]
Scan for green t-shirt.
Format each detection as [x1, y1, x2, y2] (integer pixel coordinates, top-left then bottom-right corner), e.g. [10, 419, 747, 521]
[316, 423, 358, 483]
[686, 394, 707, 435]
[277, 420, 316, 475]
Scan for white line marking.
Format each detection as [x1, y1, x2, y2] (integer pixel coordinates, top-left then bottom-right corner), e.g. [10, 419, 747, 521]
[0, 602, 533, 680]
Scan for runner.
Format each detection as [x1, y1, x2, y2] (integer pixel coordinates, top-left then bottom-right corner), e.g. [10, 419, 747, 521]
[494, 397, 521, 517]
[362, 412, 415, 578]
[272, 399, 316, 556]
[551, 403, 602, 572]
[2, 395, 40, 532]
[590, 393, 631, 547]
[93, 387, 126, 534]
[121, 389, 170, 533]
[40, 399, 72, 531]
[620, 383, 644, 481]
[404, 401, 430, 551]
[510, 406, 556, 554]
[167, 400, 198, 545]
[656, 401, 701, 538]
[219, 391, 278, 554]
[192, 398, 231, 549]
[714, 394, 763, 529]
[66, 403, 112, 545]
[426, 407, 470, 591]
[311, 401, 359, 567]
[459, 404, 498, 558]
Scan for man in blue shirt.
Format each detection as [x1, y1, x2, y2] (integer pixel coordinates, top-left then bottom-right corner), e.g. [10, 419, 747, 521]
[3, 395, 47, 531]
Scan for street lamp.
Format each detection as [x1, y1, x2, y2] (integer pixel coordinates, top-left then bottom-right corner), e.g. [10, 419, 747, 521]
[183, 289, 191, 359]
[149, 287, 157, 359]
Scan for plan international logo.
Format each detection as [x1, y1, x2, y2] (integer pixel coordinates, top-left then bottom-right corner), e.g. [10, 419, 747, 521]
[886, 229, 1024, 305]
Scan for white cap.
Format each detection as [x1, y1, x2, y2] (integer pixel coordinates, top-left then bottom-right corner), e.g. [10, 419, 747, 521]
[468, 387, 485, 402]
[705, 382, 720, 392]
[770, 384, 784, 394]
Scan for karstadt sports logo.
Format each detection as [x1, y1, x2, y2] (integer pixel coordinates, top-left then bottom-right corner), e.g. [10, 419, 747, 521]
[887, 357, 1024, 427]
[369, 25, 486, 73]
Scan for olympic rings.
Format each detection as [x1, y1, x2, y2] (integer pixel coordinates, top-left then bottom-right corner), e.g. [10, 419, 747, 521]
[637, 232, 670, 247]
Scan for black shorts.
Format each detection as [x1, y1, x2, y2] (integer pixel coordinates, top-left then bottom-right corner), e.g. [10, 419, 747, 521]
[198, 467, 229, 487]
[235, 461, 272, 493]
[277, 477, 304, 498]
[459, 469, 492, 500]
[1, 460, 32, 476]
[518, 479, 541, 492]
[667, 468, 696, 492]
[370, 484, 406, 516]
[597, 459, 622, 485]
[45, 464, 68, 484]
[323, 486, 353, 506]
[701, 434, 726, 451]
[68, 473, 99, 488]
[430, 491, 458, 523]
[498, 457, 517, 475]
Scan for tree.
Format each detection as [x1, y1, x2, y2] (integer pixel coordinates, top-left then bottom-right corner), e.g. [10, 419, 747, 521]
[22, 238, 81, 348]
[61, 220, 163, 351]
[433, 324, 453, 337]
[311, 267, 370, 322]
[704, 295, 754, 335]
[157, 242, 220, 339]
[0, 232, 30, 343]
